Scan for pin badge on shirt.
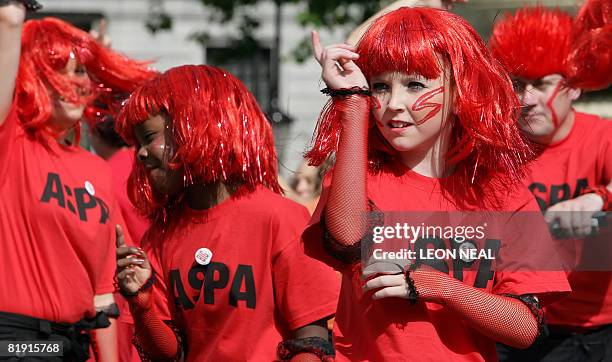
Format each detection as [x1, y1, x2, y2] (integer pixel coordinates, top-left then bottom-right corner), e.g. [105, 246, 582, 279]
[85, 181, 95, 196]
[195, 247, 213, 265]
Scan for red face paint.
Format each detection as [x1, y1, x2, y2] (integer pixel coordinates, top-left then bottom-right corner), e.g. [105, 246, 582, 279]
[370, 96, 385, 128]
[545, 82, 563, 128]
[411, 86, 445, 125]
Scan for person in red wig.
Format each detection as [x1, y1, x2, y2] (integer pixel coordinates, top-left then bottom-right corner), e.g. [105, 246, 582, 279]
[303, 7, 571, 361]
[0, 1, 156, 361]
[490, 3, 612, 361]
[114, 65, 339, 362]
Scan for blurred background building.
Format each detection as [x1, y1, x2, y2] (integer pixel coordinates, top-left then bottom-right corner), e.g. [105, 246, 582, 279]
[33, 0, 611, 177]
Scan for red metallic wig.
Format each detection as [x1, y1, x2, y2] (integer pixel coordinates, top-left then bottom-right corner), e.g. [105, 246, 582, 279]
[117, 65, 281, 221]
[307, 8, 531, 197]
[15, 17, 155, 141]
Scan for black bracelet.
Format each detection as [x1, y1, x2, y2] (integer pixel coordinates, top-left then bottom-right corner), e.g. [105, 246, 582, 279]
[404, 267, 419, 305]
[117, 271, 156, 298]
[321, 86, 371, 97]
[0, 0, 43, 11]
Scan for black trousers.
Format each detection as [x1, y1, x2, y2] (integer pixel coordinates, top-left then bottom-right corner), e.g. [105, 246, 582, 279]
[497, 324, 612, 362]
[0, 311, 109, 362]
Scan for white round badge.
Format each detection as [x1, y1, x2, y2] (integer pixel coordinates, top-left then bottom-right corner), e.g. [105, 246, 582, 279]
[85, 181, 95, 196]
[195, 247, 213, 265]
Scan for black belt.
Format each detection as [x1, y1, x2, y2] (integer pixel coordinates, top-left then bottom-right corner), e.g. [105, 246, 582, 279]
[0, 311, 111, 361]
[548, 323, 612, 336]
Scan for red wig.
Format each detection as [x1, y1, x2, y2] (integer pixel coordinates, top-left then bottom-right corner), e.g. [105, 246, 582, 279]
[116, 65, 281, 221]
[567, 0, 612, 90]
[489, 7, 573, 80]
[490, 4, 611, 91]
[307, 7, 531, 199]
[15, 17, 155, 142]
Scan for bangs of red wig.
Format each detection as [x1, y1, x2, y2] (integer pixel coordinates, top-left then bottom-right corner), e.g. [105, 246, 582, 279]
[307, 7, 532, 201]
[15, 17, 155, 141]
[489, 7, 573, 80]
[117, 65, 280, 220]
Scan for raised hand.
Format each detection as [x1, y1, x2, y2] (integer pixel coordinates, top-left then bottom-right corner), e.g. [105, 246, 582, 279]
[115, 224, 152, 295]
[311, 30, 368, 91]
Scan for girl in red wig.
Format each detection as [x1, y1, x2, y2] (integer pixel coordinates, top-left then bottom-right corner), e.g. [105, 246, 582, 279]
[304, 7, 571, 361]
[0, 2, 155, 361]
[114, 65, 339, 362]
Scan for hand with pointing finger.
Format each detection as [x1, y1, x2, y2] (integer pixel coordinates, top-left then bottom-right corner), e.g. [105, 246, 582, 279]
[115, 224, 152, 296]
[311, 30, 368, 91]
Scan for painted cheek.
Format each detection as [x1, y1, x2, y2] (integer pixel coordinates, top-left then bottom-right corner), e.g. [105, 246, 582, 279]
[411, 86, 445, 125]
[545, 83, 563, 128]
[371, 96, 385, 128]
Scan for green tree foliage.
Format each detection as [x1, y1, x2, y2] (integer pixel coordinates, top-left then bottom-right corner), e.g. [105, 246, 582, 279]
[147, 0, 384, 62]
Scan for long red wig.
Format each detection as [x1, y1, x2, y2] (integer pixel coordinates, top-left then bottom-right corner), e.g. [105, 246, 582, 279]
[15, 17, 155, 142]
[490, 4, 612, 91]
[116, 65, 281, 221]
[307, 7, 531, 200]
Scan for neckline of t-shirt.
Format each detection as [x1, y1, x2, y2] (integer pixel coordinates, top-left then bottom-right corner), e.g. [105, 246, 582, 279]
[386, 160, 449, 193]
[182, 186, 260, 221]
[544, 109, 580, 150]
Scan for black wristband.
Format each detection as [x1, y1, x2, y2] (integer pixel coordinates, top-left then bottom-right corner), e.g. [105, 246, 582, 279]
[117, 271, 156, 298]
[321, 86, 371, 97]
[0, 0, 43, 12]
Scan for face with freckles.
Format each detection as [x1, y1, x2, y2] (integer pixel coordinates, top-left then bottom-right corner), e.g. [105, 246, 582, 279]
[370, 68, 453, 154]
[134, 113, 183, 197]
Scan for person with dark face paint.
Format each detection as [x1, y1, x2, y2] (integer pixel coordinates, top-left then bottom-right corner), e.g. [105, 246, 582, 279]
[114, 65, 339, 362]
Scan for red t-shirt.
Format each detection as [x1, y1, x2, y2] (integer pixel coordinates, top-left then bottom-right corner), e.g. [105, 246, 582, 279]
[107, 147, 149, 245]
[304, 162, 570, 362]
[143, 186, 340, 362]
[0, 105, 129, 323]
[524, 111, 612, 328]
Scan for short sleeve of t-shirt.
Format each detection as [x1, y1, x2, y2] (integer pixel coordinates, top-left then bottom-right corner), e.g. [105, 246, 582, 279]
[273, 236, 340, 330]
[271, 199, 340, 330]
[492, 190, 571, 306]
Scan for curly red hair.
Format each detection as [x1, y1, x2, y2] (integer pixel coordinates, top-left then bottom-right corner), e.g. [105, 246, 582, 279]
[116, 65, 281, 221]
[15, 17, 155, 142]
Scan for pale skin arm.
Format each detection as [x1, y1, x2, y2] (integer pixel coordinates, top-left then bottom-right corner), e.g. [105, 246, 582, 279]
[92, 293, 119, 362]
[0, 2, 25, 124]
